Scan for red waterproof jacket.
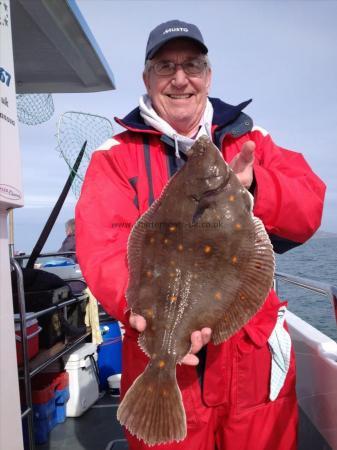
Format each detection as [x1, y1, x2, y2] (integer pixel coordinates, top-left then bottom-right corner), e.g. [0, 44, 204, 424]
[76, 97, 325, 412]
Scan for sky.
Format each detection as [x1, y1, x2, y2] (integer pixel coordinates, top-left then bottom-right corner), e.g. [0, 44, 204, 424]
[12, 0, 337, 253]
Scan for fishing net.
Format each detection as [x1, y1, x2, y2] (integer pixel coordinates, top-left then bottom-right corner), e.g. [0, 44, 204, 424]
[16, 94, 54, 125]
[56, 111, 114, 198]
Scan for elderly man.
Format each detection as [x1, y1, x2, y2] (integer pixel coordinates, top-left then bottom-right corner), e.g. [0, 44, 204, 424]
[76, 20, 325, 450]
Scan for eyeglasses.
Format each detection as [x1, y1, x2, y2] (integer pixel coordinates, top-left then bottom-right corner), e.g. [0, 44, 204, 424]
[150, 58, 208, 76]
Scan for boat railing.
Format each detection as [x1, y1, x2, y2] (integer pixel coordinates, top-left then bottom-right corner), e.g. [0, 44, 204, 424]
[14, 251, 76, 268]
[274, 271, 337, 328]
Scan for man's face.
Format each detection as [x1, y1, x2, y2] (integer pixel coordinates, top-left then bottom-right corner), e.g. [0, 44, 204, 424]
[143, 39, 212, 137]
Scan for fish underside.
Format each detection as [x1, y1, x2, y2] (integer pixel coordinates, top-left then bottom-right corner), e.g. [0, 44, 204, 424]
[117, 136, 275, 446]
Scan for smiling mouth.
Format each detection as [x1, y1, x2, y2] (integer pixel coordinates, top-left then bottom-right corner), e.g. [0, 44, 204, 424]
[167, 94, 193, 99]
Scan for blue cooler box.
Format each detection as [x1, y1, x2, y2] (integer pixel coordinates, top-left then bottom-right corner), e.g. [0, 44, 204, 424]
[97, 321, 122, 390]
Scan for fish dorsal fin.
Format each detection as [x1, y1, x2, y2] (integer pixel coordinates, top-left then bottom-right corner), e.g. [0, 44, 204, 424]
[212, 216, 275, 344]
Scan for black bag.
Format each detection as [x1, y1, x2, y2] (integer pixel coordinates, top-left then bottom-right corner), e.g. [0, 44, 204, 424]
[61, 279, 88, 335]
[12, 268, 70, 312]
[11, 268, 86, 349]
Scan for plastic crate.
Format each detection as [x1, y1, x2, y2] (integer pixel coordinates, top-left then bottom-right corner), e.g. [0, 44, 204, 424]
[31, 371, 69, 444]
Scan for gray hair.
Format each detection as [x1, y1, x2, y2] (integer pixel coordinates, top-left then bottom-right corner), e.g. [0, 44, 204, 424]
[65, 218, 75, 234]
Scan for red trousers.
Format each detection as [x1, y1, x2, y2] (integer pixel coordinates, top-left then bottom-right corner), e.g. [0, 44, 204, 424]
[121, 296, 298, 450]
[126, 396, 297, 450]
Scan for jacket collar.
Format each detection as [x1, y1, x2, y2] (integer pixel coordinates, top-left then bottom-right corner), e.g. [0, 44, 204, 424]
[114, 96, 252, 135]
[210, 97, 252, 129]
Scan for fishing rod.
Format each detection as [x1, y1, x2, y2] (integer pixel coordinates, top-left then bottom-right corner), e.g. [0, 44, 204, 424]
[26, 140, 87, 269]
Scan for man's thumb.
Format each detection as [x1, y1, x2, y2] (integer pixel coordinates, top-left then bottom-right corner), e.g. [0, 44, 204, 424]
[240, 140, 255, 164]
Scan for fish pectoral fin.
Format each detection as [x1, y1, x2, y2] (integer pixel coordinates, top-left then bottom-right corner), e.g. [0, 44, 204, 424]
[192, 205, 206, 224]
[212, 216, 275, 345]
[117, 363, 186, 446]
[191, 197, 213, 224]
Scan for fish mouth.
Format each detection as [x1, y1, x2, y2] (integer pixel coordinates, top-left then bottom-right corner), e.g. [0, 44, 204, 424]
[191, 175, 230, 224]
[201, 174, 230, 197]
[190, 175, 229, 203]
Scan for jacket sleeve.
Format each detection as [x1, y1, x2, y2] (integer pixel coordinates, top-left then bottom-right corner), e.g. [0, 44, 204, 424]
[75, 145, 139, 323]
[250, 129, 326, 253]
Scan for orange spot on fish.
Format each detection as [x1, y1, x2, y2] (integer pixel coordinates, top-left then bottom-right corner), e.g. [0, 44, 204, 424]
[214, 291, 222, 301]
[146, 308, 154, 318]
[231, 255, 238, 265]
[235, 223, 242, 230]
[149, 237, 155, 244]
[158, 360, 165, 368]
[229, 195, 235, 202]
[161, 389, 169, 397]
[169, 225, 177, 232]
[239, 293, 246, 300]
[146, 270, 153, 278]
[204, 245, 212, 254]
[169, 295, 177, 302]
[170, 260, 176, 266]
[177, 244, 184, 251]
[163, 238, 169, 244]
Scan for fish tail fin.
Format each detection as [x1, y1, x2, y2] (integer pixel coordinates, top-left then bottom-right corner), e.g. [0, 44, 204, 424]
[117, 363, 186, 446]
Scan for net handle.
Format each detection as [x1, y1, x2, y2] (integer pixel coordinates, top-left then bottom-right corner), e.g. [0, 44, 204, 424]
[26, 140, 87, 269]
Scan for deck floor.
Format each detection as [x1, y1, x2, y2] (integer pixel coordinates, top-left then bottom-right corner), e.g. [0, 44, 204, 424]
[36, 393, 128, 450]
[35, 394, 331, 450]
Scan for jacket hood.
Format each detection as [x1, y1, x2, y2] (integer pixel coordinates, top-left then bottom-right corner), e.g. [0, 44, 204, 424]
[114, 97, 252, 134]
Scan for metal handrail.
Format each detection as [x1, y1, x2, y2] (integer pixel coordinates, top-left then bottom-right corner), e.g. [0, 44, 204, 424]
[10, 258, 36, 450]
[21, 294, 88, 321]
[11, 256, 88, 450]
[14, 251, 76, 261]
[14, 252, 77, 268]
[28, 331, 91, 378]
[275, 271, 337, 327]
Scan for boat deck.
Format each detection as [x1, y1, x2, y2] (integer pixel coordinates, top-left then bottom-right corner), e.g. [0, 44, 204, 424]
[36, 393, 127, 450]
[35, 392, 331, 450]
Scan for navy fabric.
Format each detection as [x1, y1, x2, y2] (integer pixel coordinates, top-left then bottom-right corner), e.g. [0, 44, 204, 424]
[210, 97, 252, 129]
[129, 177, 139, 210]
[142, 136, 155, 206]
[269, 234, 303, 254]
[145, 19, 208, 61]
[115, 108, 156, 132]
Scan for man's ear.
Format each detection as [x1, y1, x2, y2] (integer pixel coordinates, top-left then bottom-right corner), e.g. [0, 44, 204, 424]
[143, 71, 150, 94]
[206, 67, 212, 93]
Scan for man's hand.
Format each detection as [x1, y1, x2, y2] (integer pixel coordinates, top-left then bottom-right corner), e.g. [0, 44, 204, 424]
[129, 311, 147, 332]
[229, 140, 255, 189]
[129, 312, 212, 366]
[180, 328, 212, 365]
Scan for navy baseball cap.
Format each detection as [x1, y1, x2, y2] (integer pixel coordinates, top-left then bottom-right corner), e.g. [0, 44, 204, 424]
[145, 20, 208, 61]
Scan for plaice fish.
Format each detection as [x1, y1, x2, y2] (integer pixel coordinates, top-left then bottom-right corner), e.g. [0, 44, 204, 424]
[117, 136, 275, 445]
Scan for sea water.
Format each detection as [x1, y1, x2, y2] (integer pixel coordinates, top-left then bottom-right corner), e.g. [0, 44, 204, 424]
[275, 237, 337, 341]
